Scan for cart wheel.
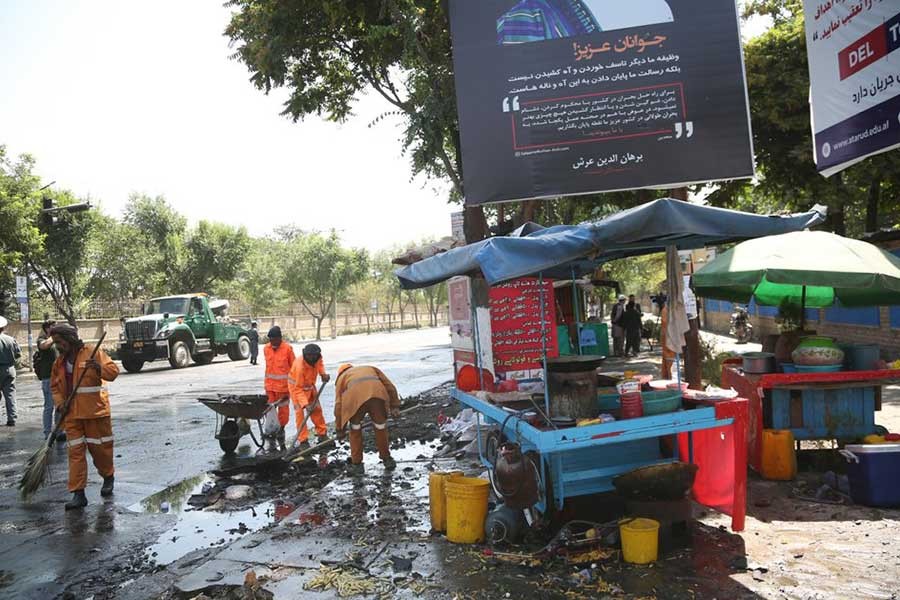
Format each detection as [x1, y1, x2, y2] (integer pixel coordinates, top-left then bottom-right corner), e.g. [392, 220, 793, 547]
[219, 420, 240, 454]
[874, 424, 889, 436]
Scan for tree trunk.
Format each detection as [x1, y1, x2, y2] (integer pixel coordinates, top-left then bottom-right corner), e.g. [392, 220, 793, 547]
[365, 314, 371, 335]
[413, 301, 420, 328]
[866, 175, 882, 233]
[315, 316, 323, 341]
[463, 206, 489, 243]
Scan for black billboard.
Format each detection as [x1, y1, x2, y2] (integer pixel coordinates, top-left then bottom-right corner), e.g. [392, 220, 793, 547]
[448, 0, 756, 205]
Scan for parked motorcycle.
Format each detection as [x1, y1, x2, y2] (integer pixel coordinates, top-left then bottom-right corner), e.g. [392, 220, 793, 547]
[730, 306, 753, 343]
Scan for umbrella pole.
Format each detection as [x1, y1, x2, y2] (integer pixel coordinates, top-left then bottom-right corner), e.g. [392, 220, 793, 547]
[539, 273, 551, 416]
[800, 285, 807, 332]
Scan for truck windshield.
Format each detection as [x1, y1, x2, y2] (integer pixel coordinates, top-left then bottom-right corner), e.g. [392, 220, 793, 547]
[144, 298, 190, 315]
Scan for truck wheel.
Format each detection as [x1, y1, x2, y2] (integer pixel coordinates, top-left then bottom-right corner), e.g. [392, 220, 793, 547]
[193, 353, 214, 365]
[121, 358, 144, 373]
[169, 341, 191, 369]
[228, 335, 251, 361]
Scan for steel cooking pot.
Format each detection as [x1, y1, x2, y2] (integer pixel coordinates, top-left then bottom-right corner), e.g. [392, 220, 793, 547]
[742, 351, 776, 374]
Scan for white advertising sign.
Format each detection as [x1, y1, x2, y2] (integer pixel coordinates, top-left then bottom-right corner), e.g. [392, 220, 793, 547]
[803, 0, 900, 175]
[15, 275, 27, 302]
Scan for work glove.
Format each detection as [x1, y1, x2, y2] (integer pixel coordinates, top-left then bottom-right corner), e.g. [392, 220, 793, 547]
[321, 373, 330, 383]
[85, 358, 101, 374]
[390, 407, 401, 419]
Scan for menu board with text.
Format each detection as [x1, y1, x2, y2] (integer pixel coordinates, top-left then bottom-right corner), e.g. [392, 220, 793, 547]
[489, 278, 558, 373]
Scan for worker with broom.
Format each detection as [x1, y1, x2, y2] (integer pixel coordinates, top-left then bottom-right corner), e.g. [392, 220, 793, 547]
[288, 343, 330, 449]
[333, 364, 401, 475]
[263, 326, 294, 452]
[49, 324, 119, 510]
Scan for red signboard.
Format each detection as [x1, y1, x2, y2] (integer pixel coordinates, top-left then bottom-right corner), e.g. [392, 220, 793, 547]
[489, 278, 558, 373]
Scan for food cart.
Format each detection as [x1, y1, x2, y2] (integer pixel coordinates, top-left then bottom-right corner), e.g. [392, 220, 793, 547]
[396, 199, 826, 532]
[693, 230, 900, 470]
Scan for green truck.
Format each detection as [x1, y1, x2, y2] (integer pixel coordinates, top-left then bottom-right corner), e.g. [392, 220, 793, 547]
[117, 293, 251, 372]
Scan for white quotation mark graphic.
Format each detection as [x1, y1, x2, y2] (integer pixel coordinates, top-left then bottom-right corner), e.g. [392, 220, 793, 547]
[822, 142, 831, 159]
[674, 121, 694, 139]
[502, 96, 520, 113]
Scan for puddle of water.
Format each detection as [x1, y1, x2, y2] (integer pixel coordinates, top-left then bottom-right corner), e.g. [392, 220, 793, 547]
[131, 475, 276, 566]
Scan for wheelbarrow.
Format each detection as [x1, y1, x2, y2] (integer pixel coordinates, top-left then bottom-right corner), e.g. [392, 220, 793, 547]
[198, 394, 275, 454]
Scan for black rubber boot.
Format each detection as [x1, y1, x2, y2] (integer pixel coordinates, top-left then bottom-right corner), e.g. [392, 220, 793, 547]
[277, 431, 286, 453]
[66, 490, 88, 510]
[101, 476, 114, 498]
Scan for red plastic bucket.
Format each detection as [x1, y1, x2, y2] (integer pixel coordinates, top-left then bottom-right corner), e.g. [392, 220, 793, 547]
[621, 392, 643, 419]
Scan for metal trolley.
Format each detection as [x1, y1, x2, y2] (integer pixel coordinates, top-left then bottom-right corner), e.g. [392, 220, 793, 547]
[198, 394, 271, 454]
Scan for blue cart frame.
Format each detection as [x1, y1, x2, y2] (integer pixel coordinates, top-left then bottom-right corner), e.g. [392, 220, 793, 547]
[453, 388, 734, 513]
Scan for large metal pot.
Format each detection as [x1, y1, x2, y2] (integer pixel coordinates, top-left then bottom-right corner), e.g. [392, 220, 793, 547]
[742, 351, 776, 374]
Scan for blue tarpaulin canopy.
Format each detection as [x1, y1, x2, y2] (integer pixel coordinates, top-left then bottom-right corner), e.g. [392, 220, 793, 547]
[395, 199, 826, 289]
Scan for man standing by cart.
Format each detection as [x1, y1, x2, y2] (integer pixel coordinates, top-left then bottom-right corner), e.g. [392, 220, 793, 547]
[0, 316, 20, 426]
[288, 343, 330, 449]
[610, 295, 626, 357]
[263, 326, 294, 451]
[334, 364, 401, 474]
[49, 324, 119, 510]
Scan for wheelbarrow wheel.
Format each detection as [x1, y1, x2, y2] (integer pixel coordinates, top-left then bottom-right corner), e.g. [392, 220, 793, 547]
[219, 420, 240, 454]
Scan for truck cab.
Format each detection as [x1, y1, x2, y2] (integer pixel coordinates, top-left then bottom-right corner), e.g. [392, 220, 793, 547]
[118, 293, 251, 372]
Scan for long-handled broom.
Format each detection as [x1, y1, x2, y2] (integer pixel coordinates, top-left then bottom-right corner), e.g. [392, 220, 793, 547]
[19, 331, 107, 500]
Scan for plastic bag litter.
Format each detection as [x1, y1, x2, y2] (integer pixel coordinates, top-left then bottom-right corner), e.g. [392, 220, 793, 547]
[262, 406, 282, 436]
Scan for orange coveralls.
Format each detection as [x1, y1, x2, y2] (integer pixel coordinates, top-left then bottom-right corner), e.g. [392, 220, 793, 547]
[264, 342, 295, 426]
[50, 345, 120, 492]
[334, 366, 401, 464]
[288, 357, 328, 443]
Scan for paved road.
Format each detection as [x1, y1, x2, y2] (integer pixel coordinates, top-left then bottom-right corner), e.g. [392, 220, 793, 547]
[0, 327, 452, 598]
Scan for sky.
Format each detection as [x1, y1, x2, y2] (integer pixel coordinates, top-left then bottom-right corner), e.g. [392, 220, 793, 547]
[0, 2, 770, 252]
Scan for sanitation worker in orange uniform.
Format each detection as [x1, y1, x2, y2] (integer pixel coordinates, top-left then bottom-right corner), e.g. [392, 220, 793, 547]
[49, 324, 120, 510]
[263, 326, 295, 451]
[334, 364, 401, 475]
[288, 343, 330, 448]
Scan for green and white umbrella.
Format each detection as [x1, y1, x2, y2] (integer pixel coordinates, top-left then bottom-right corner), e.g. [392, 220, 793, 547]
[692, 230, 900, 309]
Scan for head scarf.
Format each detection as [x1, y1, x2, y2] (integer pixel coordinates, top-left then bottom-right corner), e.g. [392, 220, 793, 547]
[49, 323, 81, 348]
[302, 343, 322, 366]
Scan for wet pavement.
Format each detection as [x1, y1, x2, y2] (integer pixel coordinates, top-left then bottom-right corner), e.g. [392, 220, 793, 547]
[0, 327, 452, 599]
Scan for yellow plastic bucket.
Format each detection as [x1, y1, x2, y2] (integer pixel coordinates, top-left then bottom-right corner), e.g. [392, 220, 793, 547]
[619, 518, 660, 564]
[429, 470, 463, 532]
[444, 476, 490, 544]
[761, 429, 797, 481]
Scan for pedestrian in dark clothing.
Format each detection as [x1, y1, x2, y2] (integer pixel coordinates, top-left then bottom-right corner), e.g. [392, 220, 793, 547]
[611, 295, 626, 357]
[248, 322, 260, 365]
[36, 320, 62, 439]
[0, 316, 20, 426]
[623, 295, 643, 357]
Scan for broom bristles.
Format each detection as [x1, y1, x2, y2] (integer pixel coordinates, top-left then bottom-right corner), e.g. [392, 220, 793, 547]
[19, 443, 52, 500]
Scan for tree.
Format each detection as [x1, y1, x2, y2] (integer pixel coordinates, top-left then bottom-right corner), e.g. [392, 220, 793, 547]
[348, 279, 382, 334]
[283, 232, 368, 340]
[421, 281, 447, 327]
[225, 0, 492, 242]
[85, 215, 157, 310]
[0, 147, 42, 316]
[218, 237, 289, 316]
[175, 221, 251, 292]
[121, 194, 187, 294]
[27, 190, 98, 324]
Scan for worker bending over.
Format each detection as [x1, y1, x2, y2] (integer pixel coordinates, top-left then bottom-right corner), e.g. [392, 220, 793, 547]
[334, 364, 401, 474]
[288, 343, 330, 448]
[263, 326, 294, 451]
[49, 324, 120, 510]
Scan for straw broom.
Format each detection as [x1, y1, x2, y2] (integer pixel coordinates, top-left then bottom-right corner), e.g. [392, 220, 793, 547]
[19, 331, 107, 500]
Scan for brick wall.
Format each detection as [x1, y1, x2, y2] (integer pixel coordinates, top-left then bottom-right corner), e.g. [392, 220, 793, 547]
[702, 304, 900, 357]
